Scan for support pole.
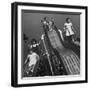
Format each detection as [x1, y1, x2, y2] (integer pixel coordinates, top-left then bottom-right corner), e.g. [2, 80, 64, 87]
[41, 34, 54, 75]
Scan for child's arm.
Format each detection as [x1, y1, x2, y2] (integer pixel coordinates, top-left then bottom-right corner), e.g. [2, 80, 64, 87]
[71, 25, 74, 31]
[63, 24, 67, 33]
[71, 24, 76, 34]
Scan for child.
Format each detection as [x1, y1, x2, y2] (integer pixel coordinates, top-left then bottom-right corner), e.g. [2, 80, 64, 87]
[30, 39, 40, 55]
[41, 17, 49, 25]
[24, 50, 40, 76]
[63, 17, 75, 43]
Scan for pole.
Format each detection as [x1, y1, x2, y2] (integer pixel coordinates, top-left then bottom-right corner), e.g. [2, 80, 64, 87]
[41, 34, 54, 75]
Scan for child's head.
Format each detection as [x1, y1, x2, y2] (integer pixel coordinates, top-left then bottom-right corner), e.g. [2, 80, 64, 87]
[31, 38, 37, 44]
[49, 20, 54, 26]
[66, 17, 71, 23]
[43, 17, 48, 22]
[44, 17, 47, 20]
[29, 50, 33, 54]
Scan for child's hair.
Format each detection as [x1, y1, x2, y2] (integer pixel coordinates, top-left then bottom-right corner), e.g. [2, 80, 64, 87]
[66, 17, 71, 22]
[31, 38, 37, 44]
[43, 17, 48, 20]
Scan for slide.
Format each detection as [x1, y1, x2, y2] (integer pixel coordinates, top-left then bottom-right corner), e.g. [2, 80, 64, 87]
[48, 30, 80, 75]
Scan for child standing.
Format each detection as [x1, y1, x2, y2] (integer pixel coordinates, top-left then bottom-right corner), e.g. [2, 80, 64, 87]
[63, 17, 75, 43]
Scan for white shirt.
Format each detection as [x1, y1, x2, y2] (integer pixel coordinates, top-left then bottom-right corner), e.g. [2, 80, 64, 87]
[30, 44, 39, 48]
[27, 53, 39, 67]
[64, 22, 74, 36]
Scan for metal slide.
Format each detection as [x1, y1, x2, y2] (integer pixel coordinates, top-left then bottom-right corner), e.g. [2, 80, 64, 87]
[48, 30, 80, 75]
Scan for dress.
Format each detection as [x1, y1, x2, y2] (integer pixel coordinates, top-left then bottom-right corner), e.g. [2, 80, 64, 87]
[27, 53, 39, 72]
[64, 22, 74, 36]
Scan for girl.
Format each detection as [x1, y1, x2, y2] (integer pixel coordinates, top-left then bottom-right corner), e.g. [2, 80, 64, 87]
[63, 17, 75, 43]
[24, 50, 40, 76]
